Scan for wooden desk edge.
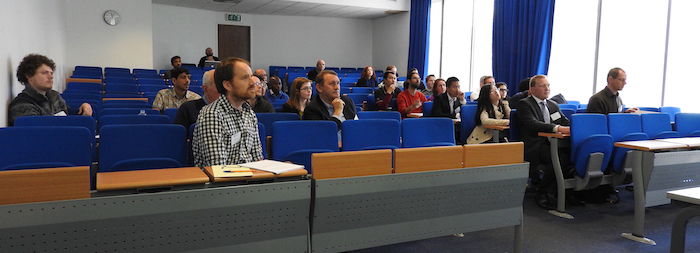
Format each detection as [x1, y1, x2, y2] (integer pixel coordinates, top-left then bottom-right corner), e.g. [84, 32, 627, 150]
[96, 167, 209, 191]
[538, 132, 569, 138]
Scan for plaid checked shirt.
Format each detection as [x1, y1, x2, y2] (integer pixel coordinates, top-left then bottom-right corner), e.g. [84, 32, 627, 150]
[192, 95, 263, 167]
[152, 88, 201, 112]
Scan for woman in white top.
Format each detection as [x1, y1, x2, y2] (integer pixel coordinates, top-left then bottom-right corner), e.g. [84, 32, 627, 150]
[467, 84, 510, 144]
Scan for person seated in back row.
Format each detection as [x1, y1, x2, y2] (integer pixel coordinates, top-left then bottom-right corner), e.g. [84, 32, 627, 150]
[264, 76, 288, 103]
[173, 69, 220, 131]
[281, 77, 313, 118]
[373, 71, 401, 110]
[248, 75, 274, 113]
[355, 66, 378, 89]
[431, 77, 465, 119]
[467, 84, 510, 144]
[9, 54, 92, 126]
[397, 72, 427, 119]
[153, 67, 201, 113]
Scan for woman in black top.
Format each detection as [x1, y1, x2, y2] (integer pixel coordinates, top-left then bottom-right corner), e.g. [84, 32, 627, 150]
[281, 77, 312, 118]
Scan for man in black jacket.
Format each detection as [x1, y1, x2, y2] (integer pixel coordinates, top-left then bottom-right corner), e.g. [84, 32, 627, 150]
[303, 70, 356, 130]
[517, 75, 570, 209]
[431, 77, 465, 119]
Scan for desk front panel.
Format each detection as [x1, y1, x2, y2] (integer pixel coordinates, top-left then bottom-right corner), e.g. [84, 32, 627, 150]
[646, 150, 700, 207]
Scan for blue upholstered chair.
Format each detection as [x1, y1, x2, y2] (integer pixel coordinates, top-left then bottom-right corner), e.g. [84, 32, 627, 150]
[164, 108, 178, 123]
[659, 106, 681, 123]
[402, 118, 456, 148]
[342, 119, 401, 151]
[255, 113, 300, 136]
[570, 114, 614, 179]
[558, 104, 578, 111]
[607, 113, 649, 174]
[641, 113, 680, 139]
[99, 124, 186, 172]
[509, 109, 519, 141]
[258, 123, 267, 159]
[272, 121, 338, 174]
[0, 126, 92, 171]
[98, 115, 170, 129]
[459, 105, 478, 143]
[357, 111, 401, 121]
[422, 101, 434, 117]
[675, 113, 700, 137]
[102, 108, 160, 116]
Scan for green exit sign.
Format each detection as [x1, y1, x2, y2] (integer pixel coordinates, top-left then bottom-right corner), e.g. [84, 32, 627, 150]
[226, 14, 241, 22]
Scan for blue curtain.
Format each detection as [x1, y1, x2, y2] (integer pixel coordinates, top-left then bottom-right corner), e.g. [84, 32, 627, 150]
[493, 0, 555, 96]
[407, 0, 431, 78]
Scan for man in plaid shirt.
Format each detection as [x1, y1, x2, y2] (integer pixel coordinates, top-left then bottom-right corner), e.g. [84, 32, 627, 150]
[192, 57, 263, 167]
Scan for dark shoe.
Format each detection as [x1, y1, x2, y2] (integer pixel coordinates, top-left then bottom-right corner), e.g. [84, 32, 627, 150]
[566, 193, 586, 206]
[536, 193, 555, 210]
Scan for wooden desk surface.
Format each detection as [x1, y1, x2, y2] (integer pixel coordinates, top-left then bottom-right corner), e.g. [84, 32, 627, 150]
[0, 166, 90, 205]
[484, 125, 509, 130]
[202, 166, 308, 183]
[667, 187, 700, 205]
[97, 167, 210, 191]
[407, 113, 423, 118]
[614, 140, 687, 151]
[538, 132, 570, 138]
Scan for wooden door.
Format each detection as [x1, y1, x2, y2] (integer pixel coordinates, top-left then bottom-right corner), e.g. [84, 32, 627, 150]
[217, 25, 250, 62]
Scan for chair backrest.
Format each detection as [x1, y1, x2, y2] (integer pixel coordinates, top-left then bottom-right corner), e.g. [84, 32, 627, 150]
[675, 113, 700, 137]
[356, 111, 401, 121]
[255, 113, 300, 136]
[342, 119, 401, 151]
[14, 115, 96, 136]
[638, 107, 660, 112]
[571, 114, 609, 161]
[346, 94, 369, 106]
[0, 126, 92, 171]
[104, 83, 139, 94]
[570, 114, 614, 177]
[459, 105, 478, 143]
[567, 100, 581, 106]
[258, 123, 266, 159]
[61, 92, 102, 103]
[64, 99, 101, 120]
[98, 115, 171, 128]
[66, 82, 102, 92]
[641, 113, 675, 139]
[99, 124, 186, 172]
[103, 100, 150, 106]
[394, 146, 463, 173]
[271, 121, 339, 161]
[164, 108, 178, 123]
[509, 109, 519, 141]
[102, 108, 160, 116]
[312, 149, 393, 179]
[560, 108, 575, 120]
[401, 118, 455, 148]
[422, 101, 434, 117]
[558, 104, 578, 111]
[659, 106, 681, 122]
[101, 103, 152, 109]
[352, 87, 373, 94]
[607, 113, 643, 141]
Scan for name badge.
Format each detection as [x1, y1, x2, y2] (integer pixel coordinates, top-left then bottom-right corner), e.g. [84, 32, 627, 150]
[550, 111, 561, 121]
[231, 132, 241, 146]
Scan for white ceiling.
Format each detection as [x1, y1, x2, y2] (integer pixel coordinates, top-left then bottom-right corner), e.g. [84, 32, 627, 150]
[151, 0, 409, 19]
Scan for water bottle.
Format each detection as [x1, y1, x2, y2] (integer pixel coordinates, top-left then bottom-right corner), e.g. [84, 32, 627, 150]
[138, 110, 146, 116]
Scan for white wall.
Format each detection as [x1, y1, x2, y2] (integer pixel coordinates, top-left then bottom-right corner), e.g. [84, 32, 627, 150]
[65, 0, 153, 70]
[152, 4, 376, 72]
[372, 12, 410, 77]
[1, 0, 68, 127]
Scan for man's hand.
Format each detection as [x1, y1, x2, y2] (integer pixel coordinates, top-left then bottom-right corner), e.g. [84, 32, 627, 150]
[558, 126, 570, 134]
[332, 98, 345, 117]
[456, 91, 465, 101]
[625, 107, 639, 113]
[77, 103, 93, 116]
[412, 99, 422, 109]
[386, 83, 395, 94]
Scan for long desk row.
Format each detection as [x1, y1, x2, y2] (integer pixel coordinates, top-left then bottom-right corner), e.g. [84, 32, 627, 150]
[0, 143, 529, 252]
[541, 133, 700, 245]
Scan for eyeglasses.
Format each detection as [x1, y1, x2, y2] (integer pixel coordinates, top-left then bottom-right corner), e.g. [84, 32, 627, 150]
[499, 88, 508, 92]
[299, 87, 313, 91]
[254, 82, 263, 86]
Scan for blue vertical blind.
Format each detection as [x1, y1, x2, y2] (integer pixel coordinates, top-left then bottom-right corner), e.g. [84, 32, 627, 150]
[407, 0, 431, 78]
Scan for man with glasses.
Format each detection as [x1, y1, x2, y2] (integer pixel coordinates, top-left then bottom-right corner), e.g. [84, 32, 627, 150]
[247, 75, 274, 113]
[153, 67, 201, 112]
[265, 76, 289, 103]
[470, 75, 496, 102]
[586, 67, 639, 114]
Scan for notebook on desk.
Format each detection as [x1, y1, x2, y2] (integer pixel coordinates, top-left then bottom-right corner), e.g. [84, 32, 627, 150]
[238, 160, 304, 174]
[212, 165, 253, 178]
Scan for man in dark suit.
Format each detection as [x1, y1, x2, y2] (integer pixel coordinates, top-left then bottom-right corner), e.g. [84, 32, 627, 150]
[431, 77, 465, 119]
[303, 70, 357, 130]
[517, 75, 570, 209]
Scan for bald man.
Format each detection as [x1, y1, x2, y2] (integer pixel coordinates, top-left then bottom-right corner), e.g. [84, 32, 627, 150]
[307, 60, 325, 81]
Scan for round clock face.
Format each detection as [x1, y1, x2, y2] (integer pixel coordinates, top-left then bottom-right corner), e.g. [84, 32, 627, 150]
[104, 10, 121, 26]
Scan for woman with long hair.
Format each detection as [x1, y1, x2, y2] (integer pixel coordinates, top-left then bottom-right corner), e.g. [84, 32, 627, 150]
[466, 84, 510, 144]
[355, 66, 378, 89]
[427, 78, 446, 101]
[281, 77, 313, 118]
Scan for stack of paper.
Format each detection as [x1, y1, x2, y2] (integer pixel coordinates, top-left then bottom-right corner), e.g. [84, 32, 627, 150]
[238, 160, 304, 174]
[212, 165, 254, 178]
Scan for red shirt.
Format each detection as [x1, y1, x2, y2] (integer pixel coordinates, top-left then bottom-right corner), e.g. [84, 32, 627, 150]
[397, 90, 427, 118]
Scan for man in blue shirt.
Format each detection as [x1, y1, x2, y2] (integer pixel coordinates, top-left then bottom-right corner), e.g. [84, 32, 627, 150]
[264, 76, 289, 102]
